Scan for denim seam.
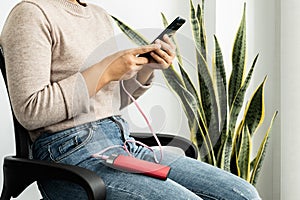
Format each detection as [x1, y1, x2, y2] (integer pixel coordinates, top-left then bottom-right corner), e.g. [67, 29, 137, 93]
[194, 191, 221, 200]
[109, 116, 126, 141]
[35, 126, 90, 149]
[49, 128, 94, 162]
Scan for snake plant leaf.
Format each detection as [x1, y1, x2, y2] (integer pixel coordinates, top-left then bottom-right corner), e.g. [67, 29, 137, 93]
[228, 54, 259, 137]
[222, 54, 258, 171]
[160, 13, 202, 114]
[160, 13, 184, 66]
[237, 125, 252, 181]
[162, 67, 201, 149]
[221, 118, 244, 171]
[159, 13, 203, 121]
[196, 1, 207, 60]
[178, 62, 206, 122]
[213, 35, 227, 130]
[190, 0, 202, 58]
[250, 111, 278, 186]
[196, 49, 220, 159]
[179, 83, 216, 165]
[228, 119, 242, 174]
[162, 65, 185, 92]
[220, 131, 233, 171]
[228, 3, 246, 108]
[166, 74, 215, 164]
[110, 15, 149, 46]
[160, 12, 169, 29]
[191, 1, 220, 151]
[213, 35, 228, 163]
[244, 76, 266, 136]
[162, 66, 199, 141]
[163, 66, 214, 164]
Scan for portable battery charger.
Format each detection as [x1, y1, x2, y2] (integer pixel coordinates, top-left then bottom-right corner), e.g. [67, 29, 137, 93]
[105, 154, 171, 180]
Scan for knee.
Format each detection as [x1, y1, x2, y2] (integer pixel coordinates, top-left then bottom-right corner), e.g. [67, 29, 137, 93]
[231, 181, 261, 200]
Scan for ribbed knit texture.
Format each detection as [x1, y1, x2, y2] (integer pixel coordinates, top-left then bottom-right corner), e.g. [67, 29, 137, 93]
[0, 0, 153, 141]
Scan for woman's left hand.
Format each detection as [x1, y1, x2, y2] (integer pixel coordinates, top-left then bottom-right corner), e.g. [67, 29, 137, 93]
[135, 34, 176, 84]
[147, 34, 176, 69]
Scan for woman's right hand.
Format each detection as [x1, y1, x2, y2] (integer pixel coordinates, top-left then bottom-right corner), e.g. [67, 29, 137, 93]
[82, 44, 160, 96]
[101, 44, 161, 82]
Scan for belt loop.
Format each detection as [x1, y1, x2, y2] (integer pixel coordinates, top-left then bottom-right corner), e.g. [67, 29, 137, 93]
[90, 121, 98, 131]
[110, 116, 126, 141]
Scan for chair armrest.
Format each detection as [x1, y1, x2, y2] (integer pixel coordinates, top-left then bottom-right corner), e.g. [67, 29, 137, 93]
[1, 156, 105, 200]
[130, 132, 198, 159]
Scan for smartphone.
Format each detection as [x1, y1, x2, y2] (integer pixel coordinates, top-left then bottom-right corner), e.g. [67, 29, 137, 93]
[150, 16, 186, 43]
[139, 16, 185, 58]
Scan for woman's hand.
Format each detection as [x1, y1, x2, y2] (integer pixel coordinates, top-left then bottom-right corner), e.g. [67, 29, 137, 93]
[136, 34, 176, 84]
[102, 44, 159, 81]
[82, 44, 161, 96]
[147, 34, 176, 69]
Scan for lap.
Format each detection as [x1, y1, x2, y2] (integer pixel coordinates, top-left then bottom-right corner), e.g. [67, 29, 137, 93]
[32, 117, 260, 200]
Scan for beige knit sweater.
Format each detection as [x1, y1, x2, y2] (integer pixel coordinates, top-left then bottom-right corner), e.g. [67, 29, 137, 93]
[0, 0, 153, 141]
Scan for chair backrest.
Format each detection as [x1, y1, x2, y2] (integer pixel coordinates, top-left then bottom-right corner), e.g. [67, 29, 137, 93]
[0, 47, 32, 159]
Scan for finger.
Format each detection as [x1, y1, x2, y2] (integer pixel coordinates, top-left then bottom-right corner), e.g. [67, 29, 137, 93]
[154, 39, 175, 57]
[149, 51, 168, 68]
[134, 55, 149, 65]
[162, 34, 176, 50]
[129, 44, 161, 56]
[152, 43, 174, 64]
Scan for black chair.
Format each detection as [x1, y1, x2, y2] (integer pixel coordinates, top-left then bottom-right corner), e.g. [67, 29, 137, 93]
[0, 47, 198, 200]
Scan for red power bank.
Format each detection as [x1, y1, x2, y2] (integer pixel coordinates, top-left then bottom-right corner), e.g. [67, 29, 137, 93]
[105, 154, 171, 180]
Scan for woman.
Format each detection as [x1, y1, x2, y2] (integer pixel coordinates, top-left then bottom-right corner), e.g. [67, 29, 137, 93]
[0, 0, 261, 199]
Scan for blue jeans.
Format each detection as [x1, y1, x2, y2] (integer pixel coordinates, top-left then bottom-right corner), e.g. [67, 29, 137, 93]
[32, 116, 261, 200]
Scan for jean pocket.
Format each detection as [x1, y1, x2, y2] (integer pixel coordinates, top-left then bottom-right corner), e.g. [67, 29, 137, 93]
[49, 127, 93, 163]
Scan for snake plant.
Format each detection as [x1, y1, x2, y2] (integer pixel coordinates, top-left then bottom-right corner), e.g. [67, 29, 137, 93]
[112, 0, 277, 186]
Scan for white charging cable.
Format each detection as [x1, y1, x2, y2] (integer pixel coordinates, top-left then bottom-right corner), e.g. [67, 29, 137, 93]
[92, 80, 163, 163]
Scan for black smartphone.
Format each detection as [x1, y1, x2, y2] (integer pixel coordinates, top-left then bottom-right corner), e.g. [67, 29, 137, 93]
[150, 16, 186, 43]
[139, 16, 186, 58]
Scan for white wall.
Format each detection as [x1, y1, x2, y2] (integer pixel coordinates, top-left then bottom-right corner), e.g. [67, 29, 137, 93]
[0, 0, 284, 199]
[281, 0, 300, 200]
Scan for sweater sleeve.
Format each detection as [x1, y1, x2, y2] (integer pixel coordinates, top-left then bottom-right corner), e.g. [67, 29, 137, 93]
[1, 2, 90, 130]
[119, 72, 154, 110]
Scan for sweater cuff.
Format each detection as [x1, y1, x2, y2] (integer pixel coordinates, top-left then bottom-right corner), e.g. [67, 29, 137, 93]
[120, 73, 154, 109]
[58, 73, 90, 119]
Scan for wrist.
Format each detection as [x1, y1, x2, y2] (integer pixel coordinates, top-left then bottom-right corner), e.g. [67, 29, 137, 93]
[137, 65, 154, 84]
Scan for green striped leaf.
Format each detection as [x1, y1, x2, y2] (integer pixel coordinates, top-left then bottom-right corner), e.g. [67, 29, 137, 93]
[230, 119, 244, 174]
[179, 83, 216, 165]
[162, 68, 214, 163]
[196, 1, 207, 60]
[244, 76, 266, 136]
[250, 111, 278, 186]
[178, 62, 206, 122]
[220, 132, 232, 171]
[237, 125, 252, 181]
[213, 35, 228, 164]
[228, 55, 259, 137]
[222, 55, 258, 171]
[190, 0, 202, 57]
[196, 49, 220, 160]
[110, 15, 149, 46]
[190, 2, 220, 151]
[228, 3, 246, 108]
